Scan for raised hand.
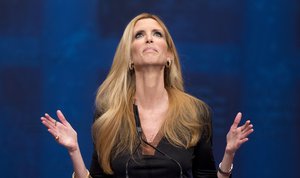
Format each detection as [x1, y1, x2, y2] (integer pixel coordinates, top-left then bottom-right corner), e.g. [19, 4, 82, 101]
[41, 110, 79, 152]
[225, 112, 254, 155]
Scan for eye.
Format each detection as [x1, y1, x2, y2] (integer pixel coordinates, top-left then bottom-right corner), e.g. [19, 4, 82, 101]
[134, 32, 143, 39]
[153, 31, 163, 38]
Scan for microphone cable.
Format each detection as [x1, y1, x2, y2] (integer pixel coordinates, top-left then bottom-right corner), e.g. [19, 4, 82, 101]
[124, 104, 183, 178]
[140, 136, 183, 178]
[125, 139, 141, 178]
[125, 104, 142, 178]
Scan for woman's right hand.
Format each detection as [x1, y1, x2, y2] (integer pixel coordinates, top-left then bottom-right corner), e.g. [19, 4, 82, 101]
[41, 110, 79, 153]
[225, 112, 253, 155]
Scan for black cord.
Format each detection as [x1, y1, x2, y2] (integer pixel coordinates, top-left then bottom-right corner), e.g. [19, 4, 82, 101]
[125, 139, 141, 178]
[125, 136, 183, 178]
[127, 104, 183, 178]
[140, 137, 183, 178]
[125, 104, 142, 178]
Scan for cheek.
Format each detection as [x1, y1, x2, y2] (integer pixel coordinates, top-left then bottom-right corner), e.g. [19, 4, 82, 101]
[130, 43, 139, 59]
[159, 42, 169, 56]
[131, 43, 150, 64]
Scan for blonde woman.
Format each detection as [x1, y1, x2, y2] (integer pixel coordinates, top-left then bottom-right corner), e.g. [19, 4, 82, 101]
[41, 13, 254, 178]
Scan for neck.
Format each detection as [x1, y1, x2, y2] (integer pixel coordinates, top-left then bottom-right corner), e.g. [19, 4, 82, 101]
[134, 67, 168, 110]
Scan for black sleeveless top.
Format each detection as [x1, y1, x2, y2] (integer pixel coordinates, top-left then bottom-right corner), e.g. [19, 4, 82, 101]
[89, 134, 218, 178]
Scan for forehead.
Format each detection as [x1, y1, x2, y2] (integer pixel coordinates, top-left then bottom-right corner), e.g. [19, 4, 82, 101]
[133, 18, 163, 32]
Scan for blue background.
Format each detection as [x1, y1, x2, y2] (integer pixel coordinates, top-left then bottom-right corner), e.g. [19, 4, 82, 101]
[0, 0, 299, 177]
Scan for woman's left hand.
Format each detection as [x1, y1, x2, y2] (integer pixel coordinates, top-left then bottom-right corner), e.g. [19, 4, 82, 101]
[225, 112, 254, 155]
[41, 110, 79, 152]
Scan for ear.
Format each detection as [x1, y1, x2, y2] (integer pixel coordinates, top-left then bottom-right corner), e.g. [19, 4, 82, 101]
[166, 51, 174, 61]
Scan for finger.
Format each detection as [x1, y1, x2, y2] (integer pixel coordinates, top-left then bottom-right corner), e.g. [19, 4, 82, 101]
[41, 114, 53, 123]
[242, 128, 254, 138]
[242, 123, 253, 133]
[56, 110, 70, 127]
[45, 113, 62, 128]
[45, 113, 57, 125]
[239, 137, 249, 145]
[41, 118, 52, 130]
[47, 128, 56, 137]
[231, 112, 242, 129]
[240, 120, 251, 131]
[41, 117, 56, 130]
[47, 128, 60, 142]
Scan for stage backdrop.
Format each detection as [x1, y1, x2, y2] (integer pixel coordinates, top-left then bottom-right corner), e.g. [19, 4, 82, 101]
[0, 0, 299, 178]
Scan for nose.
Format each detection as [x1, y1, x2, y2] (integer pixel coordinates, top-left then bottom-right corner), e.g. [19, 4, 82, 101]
[145, 34, 153, 43]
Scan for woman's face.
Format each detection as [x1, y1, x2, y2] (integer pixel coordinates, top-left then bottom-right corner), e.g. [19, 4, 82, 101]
[131, 18, 170, 69]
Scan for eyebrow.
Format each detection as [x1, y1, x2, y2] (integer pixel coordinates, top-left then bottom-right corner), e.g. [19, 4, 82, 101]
[134, 28, 164, 34]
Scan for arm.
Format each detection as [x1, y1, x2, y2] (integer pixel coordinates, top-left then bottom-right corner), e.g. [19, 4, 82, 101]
[217, 112, 254, 178]
[41, 110, 89, 178]
[192, 132, 218, 178]
[89, 149, 113, 178]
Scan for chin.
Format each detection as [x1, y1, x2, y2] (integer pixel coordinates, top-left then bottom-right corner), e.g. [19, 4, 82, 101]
[143, 60, 165, 66]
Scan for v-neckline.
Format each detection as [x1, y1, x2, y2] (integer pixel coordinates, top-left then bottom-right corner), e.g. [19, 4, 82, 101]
[133, 104, 166, 156]
[141, 130, 164, 155]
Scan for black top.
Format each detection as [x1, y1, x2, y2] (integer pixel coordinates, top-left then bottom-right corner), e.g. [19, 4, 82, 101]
[89, 134, 218, 178]
[89, 106, 222, 178]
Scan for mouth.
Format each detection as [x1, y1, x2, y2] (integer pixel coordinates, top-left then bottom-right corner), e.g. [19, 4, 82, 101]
[143, 47, 158, 53]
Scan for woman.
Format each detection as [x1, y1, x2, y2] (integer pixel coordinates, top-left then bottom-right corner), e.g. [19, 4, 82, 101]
[41, 13, 253, 178]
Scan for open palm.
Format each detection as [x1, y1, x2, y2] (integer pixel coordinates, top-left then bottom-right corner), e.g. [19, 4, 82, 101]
[41, 110, 78, 152]
[225, 112, 254, 155]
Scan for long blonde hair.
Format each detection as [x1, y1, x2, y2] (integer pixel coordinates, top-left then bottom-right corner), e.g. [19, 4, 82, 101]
[92, 13, 211, 174]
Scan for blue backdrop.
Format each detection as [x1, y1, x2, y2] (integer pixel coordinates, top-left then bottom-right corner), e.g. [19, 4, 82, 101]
[0, 0, 299, 178]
